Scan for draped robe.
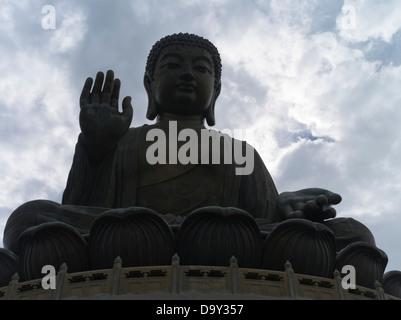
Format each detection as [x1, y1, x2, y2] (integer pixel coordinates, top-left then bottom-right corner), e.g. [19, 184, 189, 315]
[62, 124, 279, 225]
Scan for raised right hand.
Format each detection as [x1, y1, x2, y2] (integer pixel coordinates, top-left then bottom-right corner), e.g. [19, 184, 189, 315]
[79, 70, 133, 165]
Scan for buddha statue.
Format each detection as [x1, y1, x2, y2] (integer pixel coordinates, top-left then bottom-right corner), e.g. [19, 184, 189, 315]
[0, 33, 391, 291]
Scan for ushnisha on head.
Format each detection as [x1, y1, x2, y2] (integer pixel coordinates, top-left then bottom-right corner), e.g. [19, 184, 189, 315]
[144, 33, 222, 126]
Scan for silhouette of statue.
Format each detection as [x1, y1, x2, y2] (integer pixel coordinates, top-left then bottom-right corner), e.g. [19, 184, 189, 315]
[0, 33, 392, 291]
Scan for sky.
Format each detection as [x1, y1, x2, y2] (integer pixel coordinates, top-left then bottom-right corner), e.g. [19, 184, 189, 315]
[1, 0, 401, 273]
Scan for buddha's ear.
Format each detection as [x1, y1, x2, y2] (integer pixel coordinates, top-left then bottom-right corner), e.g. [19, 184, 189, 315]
[205, 81, 221, 127]
[144, 73, 158, 121]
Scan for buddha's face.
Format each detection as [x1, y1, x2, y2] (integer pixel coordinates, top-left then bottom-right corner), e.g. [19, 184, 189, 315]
[149, 45, 219, 117]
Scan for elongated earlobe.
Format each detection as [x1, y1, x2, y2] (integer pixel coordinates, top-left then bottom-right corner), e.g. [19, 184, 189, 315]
[206, 105, 215, 126]
[144, 73, 158, 120]
[206, 81, 221, 127]
[146, 99, 158, 121]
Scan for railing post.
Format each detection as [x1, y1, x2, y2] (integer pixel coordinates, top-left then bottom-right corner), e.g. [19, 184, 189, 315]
[285, 261, 297, 299]
[333, 269, 346, 300]
[375, 280, 387, 300]
[110, 256, 122, 296]
[229, 256, 239, 294]
[171, 253, 180, 294]
[6, 273, 19, 300]
[54, 263, 68, 300]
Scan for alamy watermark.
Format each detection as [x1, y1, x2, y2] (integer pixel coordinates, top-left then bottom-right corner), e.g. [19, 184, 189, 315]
[41, 5, 56, 29]
[341, 265, 356, 290]
[145, 121, 255, 176]
[340, 5, 356, 31]
[40, 5, 357, 34]
[41, 265, 56, 289]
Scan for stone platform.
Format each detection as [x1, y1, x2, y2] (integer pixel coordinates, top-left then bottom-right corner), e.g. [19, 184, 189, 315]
[0, 255, 399, 300]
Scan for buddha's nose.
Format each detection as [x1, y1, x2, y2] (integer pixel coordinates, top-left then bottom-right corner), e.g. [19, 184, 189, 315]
[179, 65, 195, 81]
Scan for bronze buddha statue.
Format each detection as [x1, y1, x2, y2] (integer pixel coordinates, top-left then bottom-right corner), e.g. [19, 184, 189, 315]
[0, 33, 391, 291]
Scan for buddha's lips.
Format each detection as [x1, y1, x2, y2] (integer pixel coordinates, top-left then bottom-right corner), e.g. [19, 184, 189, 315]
[176, 83, 196, 92]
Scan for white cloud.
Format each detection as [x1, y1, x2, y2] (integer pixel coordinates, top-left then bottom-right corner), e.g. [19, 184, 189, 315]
[338, 0, 401, 42]
[0, 44, 79, 211]
[49, 7, 87, 53]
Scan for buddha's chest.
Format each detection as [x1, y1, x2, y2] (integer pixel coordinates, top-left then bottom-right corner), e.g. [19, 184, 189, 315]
[137, 127, 227, 187]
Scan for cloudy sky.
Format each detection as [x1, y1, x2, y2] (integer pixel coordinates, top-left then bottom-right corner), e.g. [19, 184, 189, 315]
[1, 0, 401, 273]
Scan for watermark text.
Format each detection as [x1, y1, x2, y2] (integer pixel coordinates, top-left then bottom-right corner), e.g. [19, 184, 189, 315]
[341, 5, 356, 31]
[146, 121, 255, 175]
[41, 5, 56, 30]
[341, 265, 356, 290]
[41, 265, 56, 289]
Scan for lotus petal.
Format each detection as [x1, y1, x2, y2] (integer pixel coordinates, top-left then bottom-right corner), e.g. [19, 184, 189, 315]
[336, 241, 388, 289]
[382, 270, 401, 298]
[176, 206, 262, 268]
[0, 248, 19, 287]
[88, 207, 175, 269]
[262, 219, 336, 278]
[18, 222, 89, 281]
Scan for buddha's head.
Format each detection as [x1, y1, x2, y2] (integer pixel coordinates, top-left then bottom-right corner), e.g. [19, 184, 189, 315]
[144, 33, 222, 126]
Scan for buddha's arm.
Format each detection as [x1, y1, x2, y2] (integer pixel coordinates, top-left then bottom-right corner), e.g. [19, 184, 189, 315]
[62, 70, 134, 206]
[61, 133, 116, 207]
[62, 126, 141, 208]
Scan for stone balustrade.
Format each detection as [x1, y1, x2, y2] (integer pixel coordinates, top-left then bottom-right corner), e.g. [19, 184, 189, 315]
[0, 254, 398, 300]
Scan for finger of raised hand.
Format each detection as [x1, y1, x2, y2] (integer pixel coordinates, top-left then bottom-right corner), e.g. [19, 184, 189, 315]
[80, 77, 93, 107]
[91, 72, 104, 104]
[111, 78, 121, 109]
[122, 96, 133, 122]
[101, 70, 114, 105]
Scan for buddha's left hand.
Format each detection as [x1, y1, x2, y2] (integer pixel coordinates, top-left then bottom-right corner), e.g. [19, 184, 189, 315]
[275, 188, 342, 222]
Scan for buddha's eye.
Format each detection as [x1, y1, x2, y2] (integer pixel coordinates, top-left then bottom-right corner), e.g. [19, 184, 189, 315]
[161, 63, 181, 70]
[194, 66, 211, 74]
